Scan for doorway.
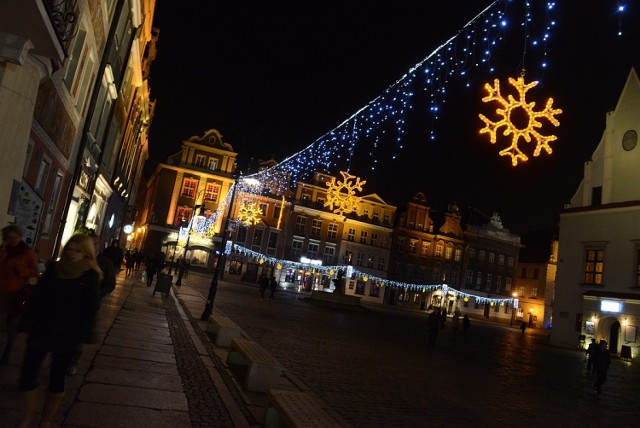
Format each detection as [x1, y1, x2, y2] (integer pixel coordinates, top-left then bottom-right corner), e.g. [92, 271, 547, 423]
[609, 322, 620, 355]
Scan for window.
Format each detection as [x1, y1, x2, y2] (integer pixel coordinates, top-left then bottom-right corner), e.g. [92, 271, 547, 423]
[409, 239, 418, 253]
[466, 269, 473, 285]
[295, 216, 306, 233]
[478, 250, 485, 262]
[532, 268, 539, 280]
[520, 268, 527, 279]
[422, 241, 430, 256]
[454, 248, 462, 262]
[175, 207, 192, 226]
[371, 233, 378, 246]
[205, 183, 220, 201]
[498, 254, 505, 265]
[450, 270, 459, 285]
[377, 257, 385, 271]
[291, 239, 303, 257]
[637, 249, 640, 287]
[496, 275, 502, 293]
[236, 227, 247, 243]
[36, 157, 52, 194]
[273, 205, 281, 219]
[435, 242, 443, 257]
[445, 245, 453, 260]
[307, 242, 319, 258]
[360, 230, 368, 244]
[369, 282, 380, 297]
[194, 155, 206, 167]
[475, 272, 482, 290]
[396, 236, 405, 251]
[327, 223, 338, 239]
[505, 277, 512, 291]
[181, 178, 198, 197]
[363, 209, 369, 218]
[519, 286, 526, 297]
[507, 256, 514, 267]
[406, 264, 416, 278]
[344, 250, 353, 265]
[469, 248, 476, 259]
[267, 231, 278, 248]
[252, 229, 263, 247]
[486, 273, 492, 291]
[489, 252, 495, 263]
[419, 265, 428, 279]
[323, 246, 335, 263]
[42, 172, 63, 234]
[373, 212, 379, 223]
[383, 214, 390, 225]
[356, 252, 365, 267]
[532, 287, 538, 298]
[208, 158, 218, 171]
[259, 203, 268, 217]
[311, 219, 322, 236]
[348, 228, 356, 242]
[367, 255, 374, 269]
[584, 249, 604, 285]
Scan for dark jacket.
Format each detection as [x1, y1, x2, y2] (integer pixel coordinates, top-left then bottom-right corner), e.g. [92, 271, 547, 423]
[97, 254, 116, 297]
[18, 265, 100, 353]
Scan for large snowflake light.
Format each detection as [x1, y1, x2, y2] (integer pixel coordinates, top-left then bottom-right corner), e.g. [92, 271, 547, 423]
[324, 171, 367, 216]
[479, 76, 562, 166]
[237, 202, 263, 226]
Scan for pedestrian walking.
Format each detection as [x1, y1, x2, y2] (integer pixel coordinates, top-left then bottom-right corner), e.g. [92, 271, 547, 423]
[427, 309, 440, 346]
[124, 250, 135, 278]
[268, 276, 278, 300]
[259, 275, 269, 299]
[440, 308, 447, 328]
[451, 312, 460, 338]
[593, 340, 611, 395]
[586, 338, 598, 372]
[15, 234, 101, 427]
[0, 224, 39, 364]
[520, 321, 527, 335]
[134, 250, 143, 271]
[145, 256, 158, 287]
[462, 314, 470, 337]
[103, 240, 124, 274]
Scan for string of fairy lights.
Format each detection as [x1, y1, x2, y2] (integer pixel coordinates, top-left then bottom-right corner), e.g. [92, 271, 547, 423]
[231, 244, 516, 306]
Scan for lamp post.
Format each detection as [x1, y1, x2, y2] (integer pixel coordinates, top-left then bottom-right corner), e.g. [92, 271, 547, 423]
[176, 191, 204, 287]
[510, 292, 518, 327]
[201, 176, 239, 321]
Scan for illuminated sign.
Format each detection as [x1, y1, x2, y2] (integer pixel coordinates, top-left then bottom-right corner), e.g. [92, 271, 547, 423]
[300, 257, 322, 266]
[123, 224, 134, 234]
[600, 300, 622, 313]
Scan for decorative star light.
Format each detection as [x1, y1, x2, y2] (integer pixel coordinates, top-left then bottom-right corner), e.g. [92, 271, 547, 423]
[324, 171, 367, 216]
[237, 202, 263, 226]
[479, 75, 562, 166]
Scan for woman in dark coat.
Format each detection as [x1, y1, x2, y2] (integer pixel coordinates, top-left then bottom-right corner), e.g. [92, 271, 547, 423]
[16, 234, 101, 427]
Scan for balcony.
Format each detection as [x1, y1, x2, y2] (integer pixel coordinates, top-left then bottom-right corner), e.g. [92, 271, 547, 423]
[0, 0, 78, 64]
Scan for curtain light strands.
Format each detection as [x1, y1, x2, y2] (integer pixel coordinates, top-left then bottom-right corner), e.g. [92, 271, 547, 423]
[231, 244, 516, 306]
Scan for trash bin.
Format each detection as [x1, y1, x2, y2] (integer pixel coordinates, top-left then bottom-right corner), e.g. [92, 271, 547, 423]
[153, 273, 172, 297]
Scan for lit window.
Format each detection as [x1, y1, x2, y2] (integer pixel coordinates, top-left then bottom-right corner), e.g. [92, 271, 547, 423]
[409, 239, 418, 254]
[454, 248, 462, 262]
[422, 241, 431, 256]
[208, 158, 218, 171]
[204, 183, 220, 201]
[181, 178, 198, 197]
[584, 249, 604, 285]
[445, 245, 453, 260]
[175, 207, 192, 226]
[435, 242, 444, 257]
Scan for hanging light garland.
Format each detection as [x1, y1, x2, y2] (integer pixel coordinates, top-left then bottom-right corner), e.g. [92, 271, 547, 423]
[231, 244, 515, 306]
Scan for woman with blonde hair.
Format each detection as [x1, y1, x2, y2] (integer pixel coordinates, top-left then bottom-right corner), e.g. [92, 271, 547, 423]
[0, 224, 39, 364]
[16, 234, 102, 427]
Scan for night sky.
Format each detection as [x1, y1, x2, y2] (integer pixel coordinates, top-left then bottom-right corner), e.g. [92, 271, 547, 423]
[147, 1, 640, 235]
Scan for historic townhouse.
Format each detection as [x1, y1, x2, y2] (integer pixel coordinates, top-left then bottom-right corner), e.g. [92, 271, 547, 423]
[461, 210, 521, 322]
[0, 0, 156, 260]
[137, 129, 236, 270]
[551, 69, 640, 359]
[389, 195, 465, 310]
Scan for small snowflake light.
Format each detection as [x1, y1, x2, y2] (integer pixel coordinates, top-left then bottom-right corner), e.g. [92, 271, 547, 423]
[479, 75, 562, 166]
[324, 171, 367, 216]
[236, 202, 263, 226]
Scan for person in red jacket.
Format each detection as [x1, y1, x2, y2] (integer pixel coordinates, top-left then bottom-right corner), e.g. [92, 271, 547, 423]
[0, 224, 38, 364]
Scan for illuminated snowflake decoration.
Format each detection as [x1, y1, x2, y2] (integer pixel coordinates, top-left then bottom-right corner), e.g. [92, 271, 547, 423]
[479, 76, 562, 166]
[237, 202, 263, 226]
[324, 171, 367, 216]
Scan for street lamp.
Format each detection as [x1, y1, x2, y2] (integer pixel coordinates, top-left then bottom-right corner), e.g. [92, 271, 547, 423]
[176, 190, 205, 287]
[201, 176, 240, 320]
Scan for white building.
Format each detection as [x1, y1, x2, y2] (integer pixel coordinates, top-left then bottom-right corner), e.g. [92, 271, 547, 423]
[551, 69, 640, 360]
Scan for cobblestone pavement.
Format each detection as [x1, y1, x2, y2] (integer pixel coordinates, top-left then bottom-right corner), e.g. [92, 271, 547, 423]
[186, 272, 640, 428]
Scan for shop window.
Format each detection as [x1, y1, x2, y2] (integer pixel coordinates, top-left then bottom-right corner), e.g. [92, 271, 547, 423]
[228, 260, 243, 275]
[355, 280, 366, 295]
[369, 282, 380, 297]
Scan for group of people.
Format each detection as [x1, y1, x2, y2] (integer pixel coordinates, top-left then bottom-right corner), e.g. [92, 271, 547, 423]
[0, 224, 122, 426]
[259, 275, 278, 300]
[427, 307, 471, 345]
[585, 338, 612, 395]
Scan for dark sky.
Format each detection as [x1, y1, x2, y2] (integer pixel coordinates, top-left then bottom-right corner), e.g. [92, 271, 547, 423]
[147, 1, 640, 235]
